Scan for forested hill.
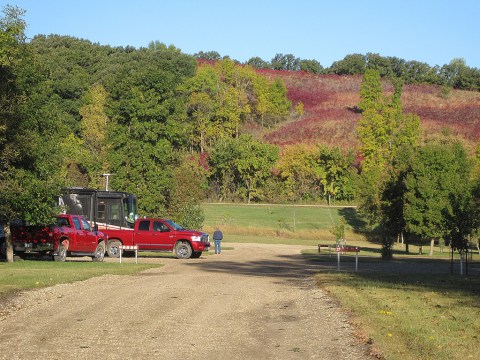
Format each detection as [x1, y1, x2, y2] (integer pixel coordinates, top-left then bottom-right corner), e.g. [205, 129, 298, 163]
[257, 70, 480, 151]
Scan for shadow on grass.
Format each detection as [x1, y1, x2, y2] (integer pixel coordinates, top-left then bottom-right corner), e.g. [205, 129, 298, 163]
[338, 207, 368, 232]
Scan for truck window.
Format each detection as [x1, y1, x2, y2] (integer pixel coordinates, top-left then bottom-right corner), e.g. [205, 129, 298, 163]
[138, 220, 150, 231]
[97, 202, 106, 221]
[72, 217, 82, 230]
[153, 221, 168, 232]
[56, 218, 70, 227]
[81, 218, 91, 231]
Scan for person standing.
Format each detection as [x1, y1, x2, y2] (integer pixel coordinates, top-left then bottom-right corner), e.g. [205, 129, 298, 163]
[212, 227, 223, 254]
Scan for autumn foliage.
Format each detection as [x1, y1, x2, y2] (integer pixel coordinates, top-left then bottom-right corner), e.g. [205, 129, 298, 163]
[253, 70, 480, 151]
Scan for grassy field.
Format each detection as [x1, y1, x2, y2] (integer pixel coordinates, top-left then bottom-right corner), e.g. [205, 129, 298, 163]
[203, 202, 366, 242]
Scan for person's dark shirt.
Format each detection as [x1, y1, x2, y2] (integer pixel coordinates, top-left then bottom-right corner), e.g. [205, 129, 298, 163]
[213, 230, 223, 240]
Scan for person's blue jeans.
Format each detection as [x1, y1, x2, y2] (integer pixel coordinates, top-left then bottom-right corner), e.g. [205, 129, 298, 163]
[214, 239, 221, 254]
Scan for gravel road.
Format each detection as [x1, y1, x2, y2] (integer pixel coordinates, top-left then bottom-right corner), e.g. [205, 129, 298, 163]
[0, 243, 375, 360]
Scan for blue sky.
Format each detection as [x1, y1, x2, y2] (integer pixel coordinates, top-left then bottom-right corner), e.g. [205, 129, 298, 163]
[4, 0, 480, 68]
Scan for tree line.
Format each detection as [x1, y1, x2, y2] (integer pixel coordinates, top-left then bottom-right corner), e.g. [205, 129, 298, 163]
[196, 51, 480, 92]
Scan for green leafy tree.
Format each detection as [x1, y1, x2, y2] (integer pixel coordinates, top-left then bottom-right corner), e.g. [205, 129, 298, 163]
[246, 56, 270, 69]
[209, 135, 278, 203]
[276, 144, 321, 202]
[403, 142, 474, 255]
[0, 6, 65, 261]
[357, 70, 421, 171]
[357, 69, 382, 113]
[299, 59, 324, 74]
[317, 146, 355, 204]
[329, 54, 366, 75]
[271, 53, 300, 71]
[76, 83, 110, 188]
[193, 50, 221, 61]
[105, 47, 197, 215]
[167, 153, 208, 229]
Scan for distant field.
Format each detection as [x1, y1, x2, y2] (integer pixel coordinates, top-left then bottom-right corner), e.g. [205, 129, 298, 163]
[202, 203, 367, 243]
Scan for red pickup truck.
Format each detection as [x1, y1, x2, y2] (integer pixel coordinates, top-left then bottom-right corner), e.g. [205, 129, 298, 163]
[10, 214, 107, 262]
[102, 218, 210, 259]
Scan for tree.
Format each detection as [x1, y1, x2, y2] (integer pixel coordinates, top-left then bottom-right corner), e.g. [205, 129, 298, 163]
[105, 47, 197, 215]
[246, 56, 270, 69]
[209, 135, 278, 203]
[0, 6, 65, 262]
[193, 50, 221, 61]
[357, 69, 420, 171]
[357, 69, 382, 113]
[403, 142, 474, 255]
[167, 153, 207, 229]
[299, 59, 323, 74]
[317, 146, 355, 204]
[356, 70, 421, 239]
[276, 144, 321, 202]
[271, 53, 300, 71]
[76, 83, 110, 188]
[329, 54, 366, 75]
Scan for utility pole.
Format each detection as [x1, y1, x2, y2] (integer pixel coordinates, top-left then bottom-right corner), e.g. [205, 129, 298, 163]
[101, 173, 113, 191]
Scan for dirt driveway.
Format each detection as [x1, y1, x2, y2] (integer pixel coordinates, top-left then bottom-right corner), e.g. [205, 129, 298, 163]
[0, 243, 374, 360]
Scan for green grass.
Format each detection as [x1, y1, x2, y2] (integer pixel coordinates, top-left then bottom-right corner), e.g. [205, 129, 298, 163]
[316, 272, 480, 360]
[203, 203, 366, 242]
[0, 260, 161, 301]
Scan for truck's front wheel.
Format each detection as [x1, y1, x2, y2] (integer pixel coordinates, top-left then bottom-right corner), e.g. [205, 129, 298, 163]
[107, 240, 122, 258]
[92, 241, 105, 262]
[175, 241, 192, 259]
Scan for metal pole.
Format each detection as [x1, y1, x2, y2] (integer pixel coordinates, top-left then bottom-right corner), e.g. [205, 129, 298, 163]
[101, 173, 112, 191]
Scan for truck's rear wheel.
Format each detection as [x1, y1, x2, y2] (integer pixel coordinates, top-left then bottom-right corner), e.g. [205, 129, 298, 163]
[92, 241, 105, 262]
[54, 242, 67, 262]
[107, 240, 122, 258]
[175, 241, 192, 259]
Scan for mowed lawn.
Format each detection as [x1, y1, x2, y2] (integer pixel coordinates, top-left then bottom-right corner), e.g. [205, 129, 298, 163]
[202, 203, 366, 243]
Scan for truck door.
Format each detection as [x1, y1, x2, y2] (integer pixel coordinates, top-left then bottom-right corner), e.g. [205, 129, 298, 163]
[71, 216, 85, 251]
[134, 220, 172, 250]
[80, 217, 98, 251]
[151, 220, 174, 250]
[134, 219, 153, 250]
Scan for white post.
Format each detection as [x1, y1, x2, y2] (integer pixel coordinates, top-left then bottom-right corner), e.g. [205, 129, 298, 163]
[337, 251, 340, 271]
[119, 246, 123, 263]
[355, 252, 358, 272]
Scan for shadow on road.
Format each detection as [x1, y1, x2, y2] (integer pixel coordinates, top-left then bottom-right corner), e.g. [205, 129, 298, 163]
[183, 249, 480, 296]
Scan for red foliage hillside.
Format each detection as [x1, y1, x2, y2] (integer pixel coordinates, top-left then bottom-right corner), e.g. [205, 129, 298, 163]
[256, 70, 480, 151]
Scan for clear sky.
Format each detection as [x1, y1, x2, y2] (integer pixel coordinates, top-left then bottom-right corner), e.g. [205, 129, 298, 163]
[3, 0, 480, 68]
